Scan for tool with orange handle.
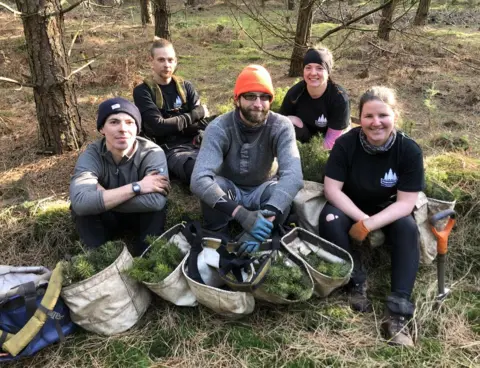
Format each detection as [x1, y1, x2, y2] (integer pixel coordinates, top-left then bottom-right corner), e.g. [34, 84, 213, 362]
[429, 209, 456, 305]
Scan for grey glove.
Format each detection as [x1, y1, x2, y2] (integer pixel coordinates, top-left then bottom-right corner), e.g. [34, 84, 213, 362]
[233, 207, 273, 242]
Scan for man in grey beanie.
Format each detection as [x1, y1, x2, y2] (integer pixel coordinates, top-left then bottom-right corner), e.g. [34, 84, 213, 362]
[70, 97, 170, 256]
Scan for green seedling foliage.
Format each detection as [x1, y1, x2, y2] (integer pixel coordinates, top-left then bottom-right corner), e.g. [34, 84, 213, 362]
[297, 135, 330, 183]
[303, 253, 350, 278]
[261, 254, 311, 301]
[127, 237, 183, 283]
[62, 241, 124, 286]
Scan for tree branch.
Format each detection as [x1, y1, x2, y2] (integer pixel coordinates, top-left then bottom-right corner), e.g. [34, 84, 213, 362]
[229, 9, 289, 60]
[60, 0, 85, 15]
[64, 60, 95, 80]
[0, 76, 35, 88]
[0, 1, 22, 15]
[317, 0, 393, 42]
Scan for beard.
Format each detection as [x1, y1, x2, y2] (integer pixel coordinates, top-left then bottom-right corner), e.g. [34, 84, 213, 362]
[239, 105, 269, 126]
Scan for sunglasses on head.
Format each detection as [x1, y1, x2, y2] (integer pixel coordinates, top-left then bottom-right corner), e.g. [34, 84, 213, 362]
[241, 93, 272, 102]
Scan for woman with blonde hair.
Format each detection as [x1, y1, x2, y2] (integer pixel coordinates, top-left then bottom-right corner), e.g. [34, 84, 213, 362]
[319, 86, 424, 347]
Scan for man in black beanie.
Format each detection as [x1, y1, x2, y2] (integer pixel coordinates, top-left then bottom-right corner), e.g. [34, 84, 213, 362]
[70, 97, 170, 256]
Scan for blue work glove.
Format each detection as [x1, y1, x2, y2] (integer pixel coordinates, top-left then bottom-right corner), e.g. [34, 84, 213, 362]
[237, 241, 260, 256]
[233, 207, 273, 242]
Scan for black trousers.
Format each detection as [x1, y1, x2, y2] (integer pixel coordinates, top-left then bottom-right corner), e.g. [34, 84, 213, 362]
[318, 203, 419, 300]
[72, 209, 167, 257]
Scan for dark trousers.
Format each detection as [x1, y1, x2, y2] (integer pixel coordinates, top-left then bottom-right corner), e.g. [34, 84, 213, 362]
[318, 203, 419, 300]
[72, 209, 167, 257]
[201, 177, 290, 234]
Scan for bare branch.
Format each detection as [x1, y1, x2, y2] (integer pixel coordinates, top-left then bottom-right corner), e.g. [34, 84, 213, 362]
[65, 60, 95, 80]
[229, 9, 289, 61]
[368, 41, 410, 56]
[0, 76, 35, 88]
[317, 0, 393, 42]
[60, 0, 85, 15]
[0, 1, 21, 15]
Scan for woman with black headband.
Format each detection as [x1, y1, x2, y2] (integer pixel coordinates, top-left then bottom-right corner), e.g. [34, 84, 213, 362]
[279, 47, 350, 149]
[319, 86, 424, 347]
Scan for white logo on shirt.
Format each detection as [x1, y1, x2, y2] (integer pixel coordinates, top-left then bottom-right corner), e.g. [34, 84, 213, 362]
[111, 103, 121, 110]
[174, 96, 182, 109]
[381, 169, 398, 188]
[315, 114, 328, 128]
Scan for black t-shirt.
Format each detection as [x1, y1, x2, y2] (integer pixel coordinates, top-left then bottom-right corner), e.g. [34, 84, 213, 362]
[325, 127, 425, 214]
[279, 79, 350, 137]
[133, 79, 202, 146]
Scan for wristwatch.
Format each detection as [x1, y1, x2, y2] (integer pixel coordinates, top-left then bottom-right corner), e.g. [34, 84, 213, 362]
[132, 182, 141, 195]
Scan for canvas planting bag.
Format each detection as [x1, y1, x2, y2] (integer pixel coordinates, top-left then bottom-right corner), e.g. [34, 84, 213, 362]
[292, 181, 328, 234]
[281, 228, 353, 298]
[61, 246, 151, 335]
[141, 223, 197, 307]
[413, 192, 456, 264]
[183, 223, 255, 318]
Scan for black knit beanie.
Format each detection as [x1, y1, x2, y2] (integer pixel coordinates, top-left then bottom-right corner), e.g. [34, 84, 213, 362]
[303, 48, 333, 75]
[96, 97, 142, 132]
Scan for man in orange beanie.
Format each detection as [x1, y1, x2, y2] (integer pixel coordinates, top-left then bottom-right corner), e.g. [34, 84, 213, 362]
[190, 65, 303, 251]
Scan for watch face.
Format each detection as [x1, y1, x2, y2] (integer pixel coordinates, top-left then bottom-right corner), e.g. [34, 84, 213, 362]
[132, 183, 141, 194]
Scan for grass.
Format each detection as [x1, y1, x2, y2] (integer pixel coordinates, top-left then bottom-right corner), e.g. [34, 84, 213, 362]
[0, 1, 479, 367]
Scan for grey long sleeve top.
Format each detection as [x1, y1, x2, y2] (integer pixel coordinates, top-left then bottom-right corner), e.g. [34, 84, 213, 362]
[190, 110, 303, 213]
[70, 137, 168, 216]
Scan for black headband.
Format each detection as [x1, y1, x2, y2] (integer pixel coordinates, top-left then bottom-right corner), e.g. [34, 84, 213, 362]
[303, 48, 333, 74]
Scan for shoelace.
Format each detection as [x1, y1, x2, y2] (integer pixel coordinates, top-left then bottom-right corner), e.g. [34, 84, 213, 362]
[391, 316, 409, 336]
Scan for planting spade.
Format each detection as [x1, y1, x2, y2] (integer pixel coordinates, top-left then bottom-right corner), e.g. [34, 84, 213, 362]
[429, 209, 456, 307]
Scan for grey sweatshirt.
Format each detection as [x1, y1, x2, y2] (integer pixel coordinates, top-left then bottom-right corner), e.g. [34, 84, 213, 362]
[70, 137, 168, 216]
[190, 110, 303, 213]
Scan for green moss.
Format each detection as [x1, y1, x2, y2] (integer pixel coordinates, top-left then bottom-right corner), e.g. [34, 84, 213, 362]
[127, 237, 183, 283]
[260, 254, 311, 301]
[424, 153, 480, 205]
[62, 241, 124, 286]
[298, 135, 330, 183]
[303, 253, 350, 278]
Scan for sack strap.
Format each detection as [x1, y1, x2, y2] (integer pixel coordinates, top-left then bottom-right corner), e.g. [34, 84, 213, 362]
[185, 221, 206, 284]
[37, 304, 66, 342]
[18, 282, 37, 321]
[143, 75, 187, 110]
[218, 235, 282, 292]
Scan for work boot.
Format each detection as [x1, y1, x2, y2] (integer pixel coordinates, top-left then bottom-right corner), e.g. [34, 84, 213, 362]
[348, 281, 372, 313]
[381, 310, 414, 347]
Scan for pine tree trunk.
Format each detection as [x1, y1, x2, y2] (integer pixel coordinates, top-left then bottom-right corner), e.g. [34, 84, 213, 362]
[153, 0, 170, 39]
[377, 0, 398, 41]
[14, 0, 85, 154]
[140, 0, 153, 25]
[288, 0, 314, 77]
[413, 0, 431, 26]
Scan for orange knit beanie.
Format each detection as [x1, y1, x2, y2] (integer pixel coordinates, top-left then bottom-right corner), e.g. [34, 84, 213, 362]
[233, 65, 275, 101]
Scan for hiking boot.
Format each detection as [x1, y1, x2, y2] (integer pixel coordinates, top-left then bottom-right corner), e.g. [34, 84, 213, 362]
[381, 310, 414, 347]
[348, 281, 372, 313]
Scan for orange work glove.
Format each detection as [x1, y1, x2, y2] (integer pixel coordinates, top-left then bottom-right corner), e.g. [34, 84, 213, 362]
[349, 220, 370, 242]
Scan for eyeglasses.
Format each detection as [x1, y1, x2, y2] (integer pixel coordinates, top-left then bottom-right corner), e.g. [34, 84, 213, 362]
[241, 93, 272, 102]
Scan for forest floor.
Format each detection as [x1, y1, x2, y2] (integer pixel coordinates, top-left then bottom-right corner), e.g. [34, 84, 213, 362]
[0, 0, 479, 367]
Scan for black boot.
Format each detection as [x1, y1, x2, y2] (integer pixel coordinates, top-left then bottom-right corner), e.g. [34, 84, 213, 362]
[347, 280, 372, 313]
[381, 295, 415, 347]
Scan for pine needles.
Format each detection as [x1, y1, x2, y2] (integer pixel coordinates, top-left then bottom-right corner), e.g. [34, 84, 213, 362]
[62, 241, 124, 286]
[127, 237, 184, 284]
[303, 253, 351, 278]
[297, 135, 330, 183]
[260, 254, 311, 301]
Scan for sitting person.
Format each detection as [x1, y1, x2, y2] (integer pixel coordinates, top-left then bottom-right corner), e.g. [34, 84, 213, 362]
[133, 37, 209, 185]
[70, 97, 170, 256]
[190, 65, 303, 247]
[280, 46, 350, 149]
[319, 87, 424, 347]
